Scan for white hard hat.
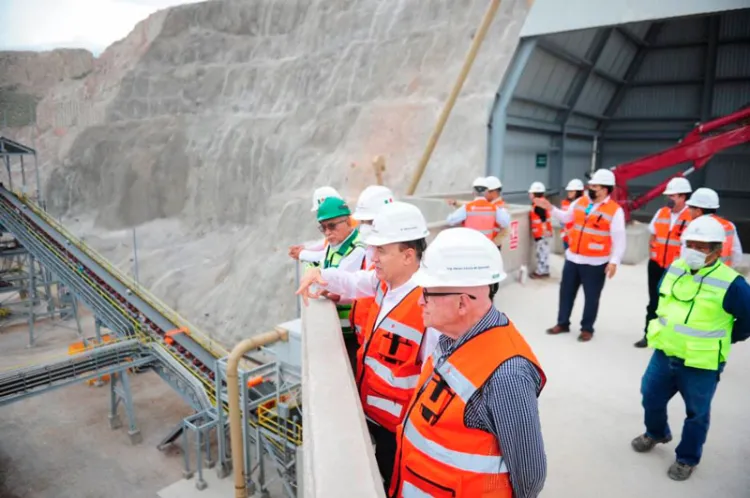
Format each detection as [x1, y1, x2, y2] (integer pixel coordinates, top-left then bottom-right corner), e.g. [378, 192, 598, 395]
[472, 177, 487, 189]
[663, 177, 692, 195]
[413, 227, 506, 287]
[352, 185, 395, 221]
[311, 186, 343, 212]
[528, 181, 546, 193]
[484, 176, 502, 190]
[364, 201, 430, 246]
[686, 187, 720, 210]
[565, 179, 584, 191]
[682, 215, 725, 243]
[589, 169, 616, 186]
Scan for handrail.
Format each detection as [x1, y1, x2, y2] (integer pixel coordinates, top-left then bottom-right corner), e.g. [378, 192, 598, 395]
[13, 190, 229, 359]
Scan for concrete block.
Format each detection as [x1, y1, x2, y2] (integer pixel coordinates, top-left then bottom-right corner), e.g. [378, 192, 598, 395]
[623, 223, 650, 265]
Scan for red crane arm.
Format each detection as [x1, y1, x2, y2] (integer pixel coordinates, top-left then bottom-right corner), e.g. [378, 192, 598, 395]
[610, 106, 750, 222]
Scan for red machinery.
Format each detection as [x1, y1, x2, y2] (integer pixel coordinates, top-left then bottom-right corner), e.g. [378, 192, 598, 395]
[607, 106, 750, 222]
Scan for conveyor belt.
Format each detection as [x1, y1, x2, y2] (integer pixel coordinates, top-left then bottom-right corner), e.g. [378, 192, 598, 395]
[0, 338, 150, 406]
[0, 186, 225, 410]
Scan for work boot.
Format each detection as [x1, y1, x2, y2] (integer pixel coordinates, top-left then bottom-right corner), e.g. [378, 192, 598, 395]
[578, 331, 593, 342]
[634, 338, 648, 348]
[667, 461, 695, 481]
[546, 325, 569, 335]
[631, 433, 672, 453]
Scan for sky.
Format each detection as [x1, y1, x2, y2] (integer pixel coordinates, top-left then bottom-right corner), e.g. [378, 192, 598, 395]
[0, 0, 206, 55]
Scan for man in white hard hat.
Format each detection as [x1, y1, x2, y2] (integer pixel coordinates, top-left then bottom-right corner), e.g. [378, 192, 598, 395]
[635, 177, 694, 348]
[446, 177, 487, 208]
[528, 182, 553, 278]
[534, 168, 626, 341]
[446, 176, 510, 248]
[631, 215, 750, 481]
[288, 186, 346, 264]
[684, 187, 743, 267]
[560, 179, 586, 251]
[349, 185, 395, 345]
[388, 227, 547, 498]
[296, 201, 440, 490]
[484, 175, 511, 249]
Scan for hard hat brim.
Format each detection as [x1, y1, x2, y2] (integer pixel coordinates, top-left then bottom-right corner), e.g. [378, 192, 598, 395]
[351, 211, 374, 221]
[412, 268, 507, 288]
[364, 229, 430, 247]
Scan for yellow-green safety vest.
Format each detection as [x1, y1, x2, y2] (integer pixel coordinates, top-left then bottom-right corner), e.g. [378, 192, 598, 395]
[322, 229, 365, 336]
[647, 259, 739, 371]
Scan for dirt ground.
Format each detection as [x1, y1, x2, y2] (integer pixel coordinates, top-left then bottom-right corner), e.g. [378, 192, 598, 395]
[0, 314, 193, 498]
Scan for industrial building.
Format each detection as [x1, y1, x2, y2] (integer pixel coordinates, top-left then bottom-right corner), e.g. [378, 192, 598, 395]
[488, 0, 750, 242]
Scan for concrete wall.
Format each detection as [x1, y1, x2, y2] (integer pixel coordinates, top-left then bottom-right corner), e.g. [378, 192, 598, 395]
[300, 298, 385, 498]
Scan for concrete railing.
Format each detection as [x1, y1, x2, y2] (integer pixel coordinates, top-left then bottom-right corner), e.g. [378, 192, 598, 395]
[300, 298, 386, 498]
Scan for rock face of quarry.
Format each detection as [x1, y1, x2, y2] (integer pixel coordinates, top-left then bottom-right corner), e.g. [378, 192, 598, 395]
[0, 0, 528, 345]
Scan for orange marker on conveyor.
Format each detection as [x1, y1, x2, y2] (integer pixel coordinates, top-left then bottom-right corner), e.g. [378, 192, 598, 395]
[164, 327, 188, 345]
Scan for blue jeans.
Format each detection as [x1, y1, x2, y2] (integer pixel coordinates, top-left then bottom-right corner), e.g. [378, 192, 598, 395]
[641, 349, 724, 466]
[556, 259, 607, 333]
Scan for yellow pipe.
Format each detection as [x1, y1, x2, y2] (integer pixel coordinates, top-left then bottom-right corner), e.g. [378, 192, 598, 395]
[228, 327, 289, 498]
[406, 0, 503, 195]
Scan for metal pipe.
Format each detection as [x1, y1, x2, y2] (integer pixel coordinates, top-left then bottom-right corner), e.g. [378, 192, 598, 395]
[228, 328, 288, 498]
[407, 0, 503, 195]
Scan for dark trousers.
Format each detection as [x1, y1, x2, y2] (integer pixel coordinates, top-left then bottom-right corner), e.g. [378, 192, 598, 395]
[644, 259, 667, 336]
[344, 334, 359, 375]
[641, 350, 723, 466]
[557, 259, 607, 333]
[367, 421, 397, 490]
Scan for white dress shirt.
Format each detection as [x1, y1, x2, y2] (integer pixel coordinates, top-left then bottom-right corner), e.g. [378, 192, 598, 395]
[299, 238, 326, 263]
[320, 269, 439, 363]
[551, 195, 627, 266]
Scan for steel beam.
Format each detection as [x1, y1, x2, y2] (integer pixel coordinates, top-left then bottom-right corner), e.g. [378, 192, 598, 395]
[600, 22, 665, 130]
[648, 36, 750, 50]
[507, 116, 599, 138]
[616, 27, 646, 48]
[487, 39, 537, 178]
[630, 76, 747, 87]
[536, 39, 623, 86]
[693, 15, 721, 189]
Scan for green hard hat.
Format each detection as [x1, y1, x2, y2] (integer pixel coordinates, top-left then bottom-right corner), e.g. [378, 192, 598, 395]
[316, 197, 351, 222]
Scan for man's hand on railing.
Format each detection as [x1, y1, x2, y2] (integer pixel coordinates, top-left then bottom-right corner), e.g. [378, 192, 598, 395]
[288, 244, 303, 260]
[295, 267, 328, 306]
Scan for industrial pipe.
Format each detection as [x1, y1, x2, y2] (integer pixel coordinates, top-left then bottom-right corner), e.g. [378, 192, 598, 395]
[406, 0, 503, 195]
[228, 327, 289, 498]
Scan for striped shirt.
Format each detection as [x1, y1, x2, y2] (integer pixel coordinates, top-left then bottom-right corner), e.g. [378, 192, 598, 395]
[434, 307, 546, 498]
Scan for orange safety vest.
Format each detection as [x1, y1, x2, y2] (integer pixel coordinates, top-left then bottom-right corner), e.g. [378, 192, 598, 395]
[464, 199, 500, 240]
[530, 206, 552, 239]
[355, 281, 425, 433]
[390, 321, 546, 498]
[349, 261, 375, 346]
[650, 207, 692, 268]
[492, 197, 505, 208]
[561, 196, 589, 244]
[568, 198, 620, 258]
[711, 214, 736, 265]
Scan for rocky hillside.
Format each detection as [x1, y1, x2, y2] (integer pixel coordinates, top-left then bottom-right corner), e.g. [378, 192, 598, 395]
[0, 0, 529, 345]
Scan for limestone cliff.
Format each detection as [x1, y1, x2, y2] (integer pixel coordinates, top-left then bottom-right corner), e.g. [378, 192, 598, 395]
[0, 0, 529, 345]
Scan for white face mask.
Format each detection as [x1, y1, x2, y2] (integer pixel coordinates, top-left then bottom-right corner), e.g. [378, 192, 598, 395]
[683, 247, 708, 270]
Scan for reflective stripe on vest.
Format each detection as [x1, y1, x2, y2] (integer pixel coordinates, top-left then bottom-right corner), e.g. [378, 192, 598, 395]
[647, 259, 738, 370]
[356, 282, 425, 432]
[464, 199, 499, 240]
[402, 421, 508, 474]
[568, 198, 619, 257]
[711, 215, 736, 265]
[650, 207, 691, 268]
[390, 322, 546, 498]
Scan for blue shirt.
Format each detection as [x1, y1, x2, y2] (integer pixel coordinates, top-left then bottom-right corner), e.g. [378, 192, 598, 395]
[657, 265, 750, 344]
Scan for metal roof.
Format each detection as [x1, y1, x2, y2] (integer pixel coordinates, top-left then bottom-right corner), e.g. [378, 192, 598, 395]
[521, 0, 750, 38]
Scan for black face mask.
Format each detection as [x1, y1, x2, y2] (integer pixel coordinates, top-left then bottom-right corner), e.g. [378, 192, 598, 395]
[588, 188, 598, 200]
[666, 198, 676, 209]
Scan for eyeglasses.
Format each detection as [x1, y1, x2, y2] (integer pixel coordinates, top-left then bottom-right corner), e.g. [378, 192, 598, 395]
[422, 289, 477, 302]
[318, 219, 347, 233]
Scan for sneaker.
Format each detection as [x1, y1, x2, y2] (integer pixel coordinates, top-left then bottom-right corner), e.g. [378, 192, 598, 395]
[667, 461, 695, 481]
[631, 433, 672, 453]
[546, 325, 570, 335]
[634, 338, 648, 348]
